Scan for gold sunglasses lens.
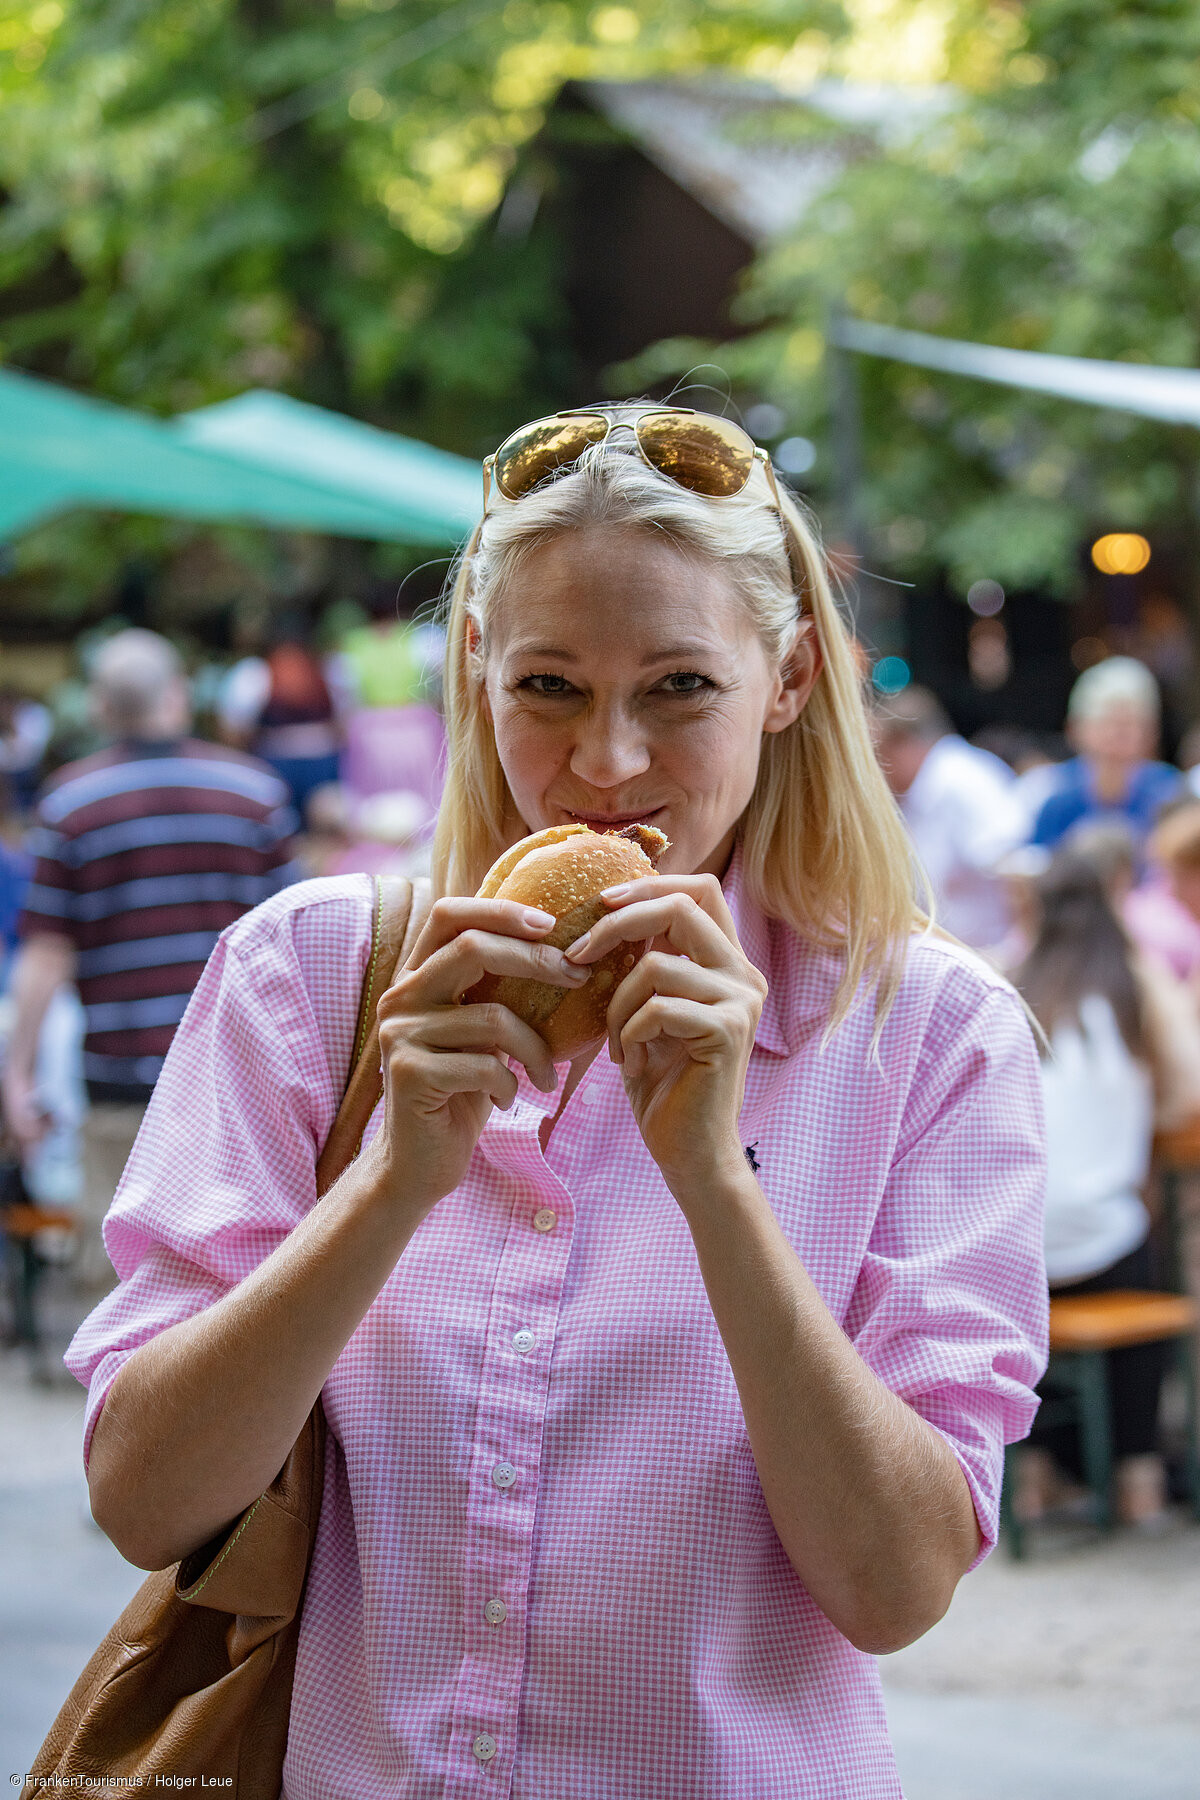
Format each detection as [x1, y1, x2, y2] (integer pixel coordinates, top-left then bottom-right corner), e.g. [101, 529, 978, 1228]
[493, 415, 609, 499]
[635, 412, 755, 497]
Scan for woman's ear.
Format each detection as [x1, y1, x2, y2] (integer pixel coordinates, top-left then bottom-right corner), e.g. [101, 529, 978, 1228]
[763, 619, 822, 734]
[465, 614, 492, 721]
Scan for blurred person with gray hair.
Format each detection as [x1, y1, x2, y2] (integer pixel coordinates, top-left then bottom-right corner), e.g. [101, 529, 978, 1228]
[2, 629, 298, 1293]
[1031, 655, 1182, 850]
[873, 685, 1027, 953]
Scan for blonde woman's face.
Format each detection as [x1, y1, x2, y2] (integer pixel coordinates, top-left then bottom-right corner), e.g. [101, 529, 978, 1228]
[481, 524, 817, 878]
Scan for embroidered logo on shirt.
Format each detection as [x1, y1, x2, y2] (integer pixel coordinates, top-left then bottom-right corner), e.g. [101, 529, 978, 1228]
[744, 1143, 760, 1175]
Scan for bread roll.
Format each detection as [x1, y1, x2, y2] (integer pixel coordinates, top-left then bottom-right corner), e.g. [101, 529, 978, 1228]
[464, 822, 669, 1059]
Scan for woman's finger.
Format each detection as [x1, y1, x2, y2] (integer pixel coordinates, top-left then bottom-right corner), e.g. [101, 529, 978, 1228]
[603, 951, 733, 1061]
[406, 895, 560, 965]
[391, 1047, 519, 1113]
[413, 1001, 559, 1092]
[618, 994, 733, 1081]
[602, 873, 738, 940]
[382, 925, 589, 1012]
[566, 888, 742, 972]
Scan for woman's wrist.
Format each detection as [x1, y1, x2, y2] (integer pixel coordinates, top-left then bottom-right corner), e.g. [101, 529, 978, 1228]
[661, 1139, 762, 1223]
[326, 1131, 435, 1246]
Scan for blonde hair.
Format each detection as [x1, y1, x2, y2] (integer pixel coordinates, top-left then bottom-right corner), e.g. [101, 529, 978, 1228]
[1151, 801, 1200, 873]
[431, 436, 926, 1035]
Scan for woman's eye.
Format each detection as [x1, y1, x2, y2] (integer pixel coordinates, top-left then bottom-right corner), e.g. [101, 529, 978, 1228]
[516, 670, 714, 698]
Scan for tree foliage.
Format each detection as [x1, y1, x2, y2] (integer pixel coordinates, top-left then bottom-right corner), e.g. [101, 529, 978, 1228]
[0, 0, 842, 614]
[653, 0, 1200, 605]
[0, 0, 839, 438]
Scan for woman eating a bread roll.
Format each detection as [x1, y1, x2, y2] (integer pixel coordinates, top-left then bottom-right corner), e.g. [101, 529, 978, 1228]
[69, 405, 1047, 1797]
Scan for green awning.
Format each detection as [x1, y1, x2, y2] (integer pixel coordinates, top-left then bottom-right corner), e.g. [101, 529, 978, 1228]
[0, 367, 481, 543]
[175, 390, 482, 543]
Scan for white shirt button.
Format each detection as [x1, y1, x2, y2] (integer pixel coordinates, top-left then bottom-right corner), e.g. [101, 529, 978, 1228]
[532, 1207, 557, 1233]
[483, 1597, 508, 1626]
[580, 1084, 601, 1105]
[473, 1733, 498, 1763]
[511, 1329, 536, 1355]
[491, 1461, 517, 1490]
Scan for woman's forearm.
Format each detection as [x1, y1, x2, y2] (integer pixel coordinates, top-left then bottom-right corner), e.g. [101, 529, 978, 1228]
[87, 1140, 422, 1571]
[676, 1164, 980, 1655]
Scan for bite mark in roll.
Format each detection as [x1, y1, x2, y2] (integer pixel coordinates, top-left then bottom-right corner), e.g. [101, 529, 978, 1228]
[464, 822, 669, 1059]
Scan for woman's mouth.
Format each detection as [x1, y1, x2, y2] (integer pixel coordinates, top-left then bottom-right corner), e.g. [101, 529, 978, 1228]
[563, 807, 666, 833]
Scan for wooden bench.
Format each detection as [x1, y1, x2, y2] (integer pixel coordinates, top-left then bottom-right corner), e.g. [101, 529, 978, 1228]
[1003, 1287, 1200, 1558]
[1049, 1290, 1197, 1352]
[2, 1202, 77, 1349]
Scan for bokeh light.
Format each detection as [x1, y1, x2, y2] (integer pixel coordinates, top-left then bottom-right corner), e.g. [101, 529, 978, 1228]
[775, 436, 817, 477]
[966, 578, 1005, 616]
[1091, 533, 1150, 575]
[744, 402, 786, 441]
[872, 655, 911, 695]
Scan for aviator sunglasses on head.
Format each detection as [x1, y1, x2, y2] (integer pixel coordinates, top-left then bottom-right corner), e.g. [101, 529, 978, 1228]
[482, 405, 787, 512]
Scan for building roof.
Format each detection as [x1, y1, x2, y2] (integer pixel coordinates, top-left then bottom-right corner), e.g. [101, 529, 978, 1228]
[581, 77, 949, 245]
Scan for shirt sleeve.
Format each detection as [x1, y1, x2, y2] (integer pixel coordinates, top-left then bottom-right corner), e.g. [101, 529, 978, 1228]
[63, 897, 363, 1469]
[18, 803, 81, 944]
[260, 792, 303, 885]
[843, 984, 1048, 1565]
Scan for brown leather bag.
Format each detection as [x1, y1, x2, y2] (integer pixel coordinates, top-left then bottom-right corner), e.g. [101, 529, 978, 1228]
[24, 874, 431, 1800]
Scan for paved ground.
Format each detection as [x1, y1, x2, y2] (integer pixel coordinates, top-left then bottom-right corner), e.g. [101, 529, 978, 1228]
[2, 1335, 1199, 1796]
[882, 1519, 1200, 1799]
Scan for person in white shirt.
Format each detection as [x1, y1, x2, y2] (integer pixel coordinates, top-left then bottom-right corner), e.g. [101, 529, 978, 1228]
[873, 687, 1027, 953]
[1013, 852, 1200, 1528]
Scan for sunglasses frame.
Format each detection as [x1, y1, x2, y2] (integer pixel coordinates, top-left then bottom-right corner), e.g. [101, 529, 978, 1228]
[482, 405, 787, 515]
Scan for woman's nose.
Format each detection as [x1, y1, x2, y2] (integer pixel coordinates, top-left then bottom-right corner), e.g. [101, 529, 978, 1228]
[568, 709, 652, 787]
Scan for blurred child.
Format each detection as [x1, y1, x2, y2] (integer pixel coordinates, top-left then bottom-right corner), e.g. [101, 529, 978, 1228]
[1014, 852, 1200, 1527]
[1142, 802, 1200, 998]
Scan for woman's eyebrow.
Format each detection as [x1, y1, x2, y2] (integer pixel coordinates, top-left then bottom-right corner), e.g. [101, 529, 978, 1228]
[507, 641, 721, 666]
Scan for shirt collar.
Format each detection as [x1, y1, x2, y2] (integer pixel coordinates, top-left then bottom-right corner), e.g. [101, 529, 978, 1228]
[721, 838, 792, 1057]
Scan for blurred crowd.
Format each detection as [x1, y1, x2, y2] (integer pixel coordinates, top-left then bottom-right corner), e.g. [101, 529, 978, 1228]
[1, 616, 1198, 1541]
[874, 654, 1200, 1533]
[0, 599, 445, 1352]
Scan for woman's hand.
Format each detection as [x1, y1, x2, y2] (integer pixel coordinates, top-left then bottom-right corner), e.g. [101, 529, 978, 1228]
[565, 874, 767, 1195]
[369, 897, 587, 1217]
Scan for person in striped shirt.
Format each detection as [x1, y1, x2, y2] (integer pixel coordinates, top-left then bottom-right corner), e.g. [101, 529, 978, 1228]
[2, 629, 298, 1290]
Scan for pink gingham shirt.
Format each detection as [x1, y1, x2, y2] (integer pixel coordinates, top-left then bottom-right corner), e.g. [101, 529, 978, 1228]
[67, 844, 1048, 1799]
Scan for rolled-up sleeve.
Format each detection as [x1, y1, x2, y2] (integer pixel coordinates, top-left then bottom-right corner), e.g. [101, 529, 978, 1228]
[65, 892, 361, 1469]
[843, 988, 1049, 1562]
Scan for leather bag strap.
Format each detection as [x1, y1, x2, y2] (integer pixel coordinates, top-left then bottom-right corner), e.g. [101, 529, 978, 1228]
[181, 870, 432, 1618]
[314, 874, 433, 1198]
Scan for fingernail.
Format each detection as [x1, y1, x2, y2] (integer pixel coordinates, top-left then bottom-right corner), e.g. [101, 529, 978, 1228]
[565, 932, 591, 960]
[601, 884, 629, 900]
[523, 908, 556, 929]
